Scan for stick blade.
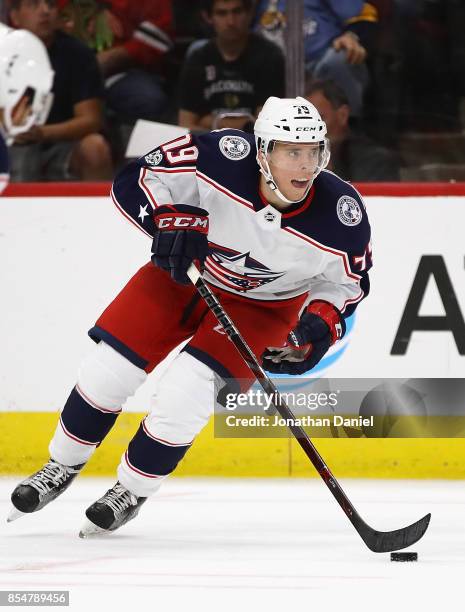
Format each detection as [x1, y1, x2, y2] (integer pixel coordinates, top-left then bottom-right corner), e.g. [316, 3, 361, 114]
[356, 512, 431, 553]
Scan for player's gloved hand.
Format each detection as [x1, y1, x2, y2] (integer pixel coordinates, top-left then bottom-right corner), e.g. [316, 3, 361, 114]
[262, 301, 345, 375]
[152, 204, 209, 285]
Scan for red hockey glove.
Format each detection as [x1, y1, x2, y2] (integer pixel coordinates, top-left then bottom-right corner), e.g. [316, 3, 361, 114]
[152, 204, 209, 285]
[262, 301, 345, 375]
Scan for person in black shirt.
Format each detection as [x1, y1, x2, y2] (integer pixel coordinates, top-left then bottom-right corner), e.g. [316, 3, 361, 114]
[8, 0, 112, 181]
[178, 0, 285, 132]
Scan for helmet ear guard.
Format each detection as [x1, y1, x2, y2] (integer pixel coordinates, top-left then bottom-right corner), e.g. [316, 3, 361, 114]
[254, 96, 330, 204]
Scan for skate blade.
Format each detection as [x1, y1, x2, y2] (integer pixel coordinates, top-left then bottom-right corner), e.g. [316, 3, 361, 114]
[7, 506, 27, 523]
[79, 518, 110, 538]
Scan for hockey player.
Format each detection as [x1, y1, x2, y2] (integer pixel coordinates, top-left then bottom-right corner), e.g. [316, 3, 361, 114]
[9, 96, 372, 536]
[0, 25, 54, 194]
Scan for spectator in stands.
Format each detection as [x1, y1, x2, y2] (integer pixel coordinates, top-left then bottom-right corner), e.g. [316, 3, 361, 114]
[7, 0, 112, 181]
[177, 0, 285, 132]
[306, 79, 400, 181]
[58, 0, 173, 123]
[255, 1, 379, 117]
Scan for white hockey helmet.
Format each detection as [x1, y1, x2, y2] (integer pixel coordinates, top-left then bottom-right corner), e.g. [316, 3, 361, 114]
[0, 24, 11, 38]
[254, 96, 330, 203]
[0, 28, 54, 140]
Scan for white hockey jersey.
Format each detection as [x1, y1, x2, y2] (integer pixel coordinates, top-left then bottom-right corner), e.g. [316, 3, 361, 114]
[112, 129, 372, 317]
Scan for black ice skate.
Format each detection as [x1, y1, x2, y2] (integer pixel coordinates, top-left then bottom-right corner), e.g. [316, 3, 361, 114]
[79, 482, 147, 538]
[8, 459, 84, 522]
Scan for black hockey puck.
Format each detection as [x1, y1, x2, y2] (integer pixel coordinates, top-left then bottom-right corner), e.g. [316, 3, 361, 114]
[390, 552, 418, 562]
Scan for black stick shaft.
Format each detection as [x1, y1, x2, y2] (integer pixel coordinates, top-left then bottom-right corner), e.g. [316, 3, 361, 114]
[188, 267, 356, 517]
[186, 264, 431, 553]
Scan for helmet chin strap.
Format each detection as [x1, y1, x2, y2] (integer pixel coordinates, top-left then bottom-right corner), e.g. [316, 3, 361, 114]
[259, 155, 312, 205]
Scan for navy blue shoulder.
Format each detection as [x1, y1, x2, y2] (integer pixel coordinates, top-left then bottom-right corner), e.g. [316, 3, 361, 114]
[285, 170, 371, 257]
[195, 128, 256, 163]
[121, 130, 258, 199]
[195, 129, 259, 201]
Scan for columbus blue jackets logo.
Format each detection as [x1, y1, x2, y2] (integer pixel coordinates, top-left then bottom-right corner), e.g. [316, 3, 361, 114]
[205, 245, 284, 292]
[219, 135, 251, 161]
[336, 195, 362, 227]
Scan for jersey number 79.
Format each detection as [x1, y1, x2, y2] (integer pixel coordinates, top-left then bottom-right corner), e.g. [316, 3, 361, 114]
[161, 134, 199, 165]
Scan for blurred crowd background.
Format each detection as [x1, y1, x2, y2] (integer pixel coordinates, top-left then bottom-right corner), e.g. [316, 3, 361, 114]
[1, 0, 464, 183]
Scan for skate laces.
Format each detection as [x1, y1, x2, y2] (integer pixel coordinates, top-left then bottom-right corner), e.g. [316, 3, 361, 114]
[104, 483, 138, 516]
[27, 461, 74, 497]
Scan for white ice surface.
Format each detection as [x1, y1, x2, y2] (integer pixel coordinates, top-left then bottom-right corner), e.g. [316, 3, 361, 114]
[0, 478, 463, 611]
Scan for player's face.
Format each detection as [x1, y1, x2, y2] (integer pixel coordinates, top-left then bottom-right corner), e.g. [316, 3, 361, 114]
[0, 94, 34, 133]
[207, 0, 252, 42]
[266, 142, 321, 201]
[12, 95, 33, 127]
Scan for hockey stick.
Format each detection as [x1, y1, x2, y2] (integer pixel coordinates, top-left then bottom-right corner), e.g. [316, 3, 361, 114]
[187, 263, 431, 553]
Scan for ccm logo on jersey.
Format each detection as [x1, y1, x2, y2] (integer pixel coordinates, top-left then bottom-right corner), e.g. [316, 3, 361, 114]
[155, 212, 209, 233]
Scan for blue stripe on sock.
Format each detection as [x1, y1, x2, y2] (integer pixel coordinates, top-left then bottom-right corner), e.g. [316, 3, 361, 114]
[127, 423, 190, 476]
[61, 387, 118, 444]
